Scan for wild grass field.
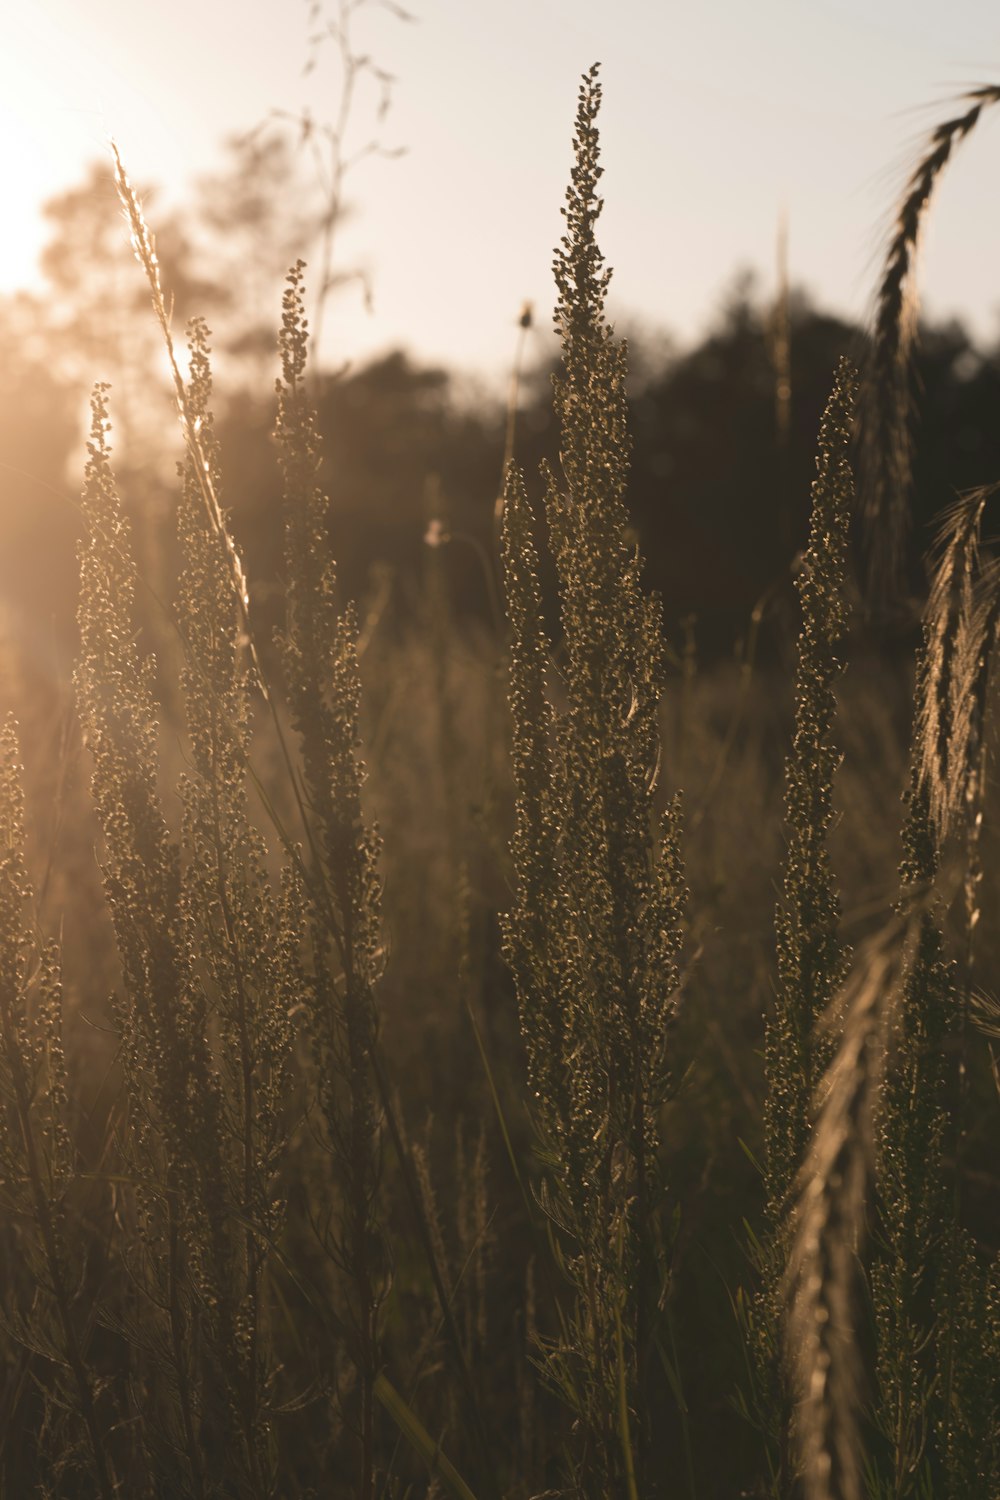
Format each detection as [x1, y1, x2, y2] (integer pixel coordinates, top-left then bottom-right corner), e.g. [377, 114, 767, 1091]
[0, 61, 999, 1500]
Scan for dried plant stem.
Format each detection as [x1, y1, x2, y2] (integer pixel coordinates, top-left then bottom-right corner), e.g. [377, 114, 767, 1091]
[113, 145, 266, 699]
[298, 0, 410, 373]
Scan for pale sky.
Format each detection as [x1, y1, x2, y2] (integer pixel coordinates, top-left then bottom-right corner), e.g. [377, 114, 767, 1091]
[5, 0, 1000, 385]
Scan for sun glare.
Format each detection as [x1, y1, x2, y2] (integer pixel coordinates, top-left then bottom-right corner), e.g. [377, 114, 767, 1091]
[0, 98, 59, 293]
[1, 8, 124, 298]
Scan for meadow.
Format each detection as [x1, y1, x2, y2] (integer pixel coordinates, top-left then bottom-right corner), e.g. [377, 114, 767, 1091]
[0, 63, 998, 1499]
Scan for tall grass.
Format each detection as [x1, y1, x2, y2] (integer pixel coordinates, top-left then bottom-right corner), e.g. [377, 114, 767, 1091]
[0, 65, 999, 1500]
[501, 64, 686, 1497]
[863, 87, 1000, 592]
[0, 720, 115, 1497]
[274, 261, 387, 1497]
[746, 358, 857, 1494]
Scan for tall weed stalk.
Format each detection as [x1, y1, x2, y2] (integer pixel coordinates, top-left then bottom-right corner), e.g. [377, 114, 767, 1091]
[274, 263, 388, 1497]
[0, 721, 116, 1497]
[869, 493, 1000, 1496]
[501, 64, 686, 1498]
[749, 360, 857, 1495]
[77, 382, 300, 1496]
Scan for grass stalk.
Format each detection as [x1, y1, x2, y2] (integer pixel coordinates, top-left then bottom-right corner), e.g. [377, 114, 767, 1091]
[0, 721, 116, 1499]
[863, 87, 1000, 592]
[752, 359, 857, 1491]
[501, 64, 686, 1496]
[784, 920, 912, 1500]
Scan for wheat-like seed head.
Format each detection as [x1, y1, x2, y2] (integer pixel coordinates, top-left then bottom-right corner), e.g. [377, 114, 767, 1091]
[917, 484, 1000, 846]
[863, 87, 1000, 597]
[111, 144, 266, 698]
[783, 918, 913, 1500]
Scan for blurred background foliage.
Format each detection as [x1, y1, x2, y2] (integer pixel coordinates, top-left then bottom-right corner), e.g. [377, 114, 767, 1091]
[5, 144, 1000, 670]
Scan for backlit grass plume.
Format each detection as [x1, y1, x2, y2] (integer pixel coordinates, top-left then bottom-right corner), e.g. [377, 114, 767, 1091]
[501, 64, 686, 1498]
[0, 721, 115, 1498]
[863, 88, 1000, 593]
[274, 262, 387, 1500]
[174, 317, 297, 1493]
[76, 387, 259, 1495]
[916, 486, 1000, 849]
[113, 144, 265, 697]
[746, 361, 856, 1492]
[874, 493, 1000, 1496]
[870, 763, 956, 1497]
[784, 918, 912, 1500]
[765, 358, 858, 1223]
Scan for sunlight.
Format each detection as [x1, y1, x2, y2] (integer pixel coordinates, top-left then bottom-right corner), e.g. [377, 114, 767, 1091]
[0, 96, 57, 292]
[0, 9, 121, 296]
[1, 10, 999, 1491]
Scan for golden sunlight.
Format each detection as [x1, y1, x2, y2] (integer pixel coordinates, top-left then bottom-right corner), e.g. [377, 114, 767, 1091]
[2, 8, 1000, 1495]
[0, 103, 56, 291]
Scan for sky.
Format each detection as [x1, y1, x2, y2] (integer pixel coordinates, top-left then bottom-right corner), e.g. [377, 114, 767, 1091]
[5, 0, 1000, 387]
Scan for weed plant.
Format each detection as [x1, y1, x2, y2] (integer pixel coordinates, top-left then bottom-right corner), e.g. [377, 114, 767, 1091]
[0, 63, 998, 1500]
[500, 64, 685, 1498]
